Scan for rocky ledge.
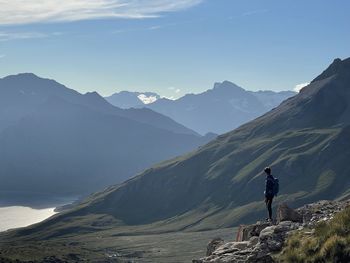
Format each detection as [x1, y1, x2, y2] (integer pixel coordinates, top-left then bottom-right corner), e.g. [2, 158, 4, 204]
[193, 199, 350, 263]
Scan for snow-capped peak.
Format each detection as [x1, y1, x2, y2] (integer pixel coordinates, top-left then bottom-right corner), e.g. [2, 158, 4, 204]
[137, 94, 159, 104]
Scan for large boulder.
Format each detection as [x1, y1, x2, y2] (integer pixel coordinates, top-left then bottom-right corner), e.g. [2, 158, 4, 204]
[259, 221, 299, 252]
[276, 203, 303, 223]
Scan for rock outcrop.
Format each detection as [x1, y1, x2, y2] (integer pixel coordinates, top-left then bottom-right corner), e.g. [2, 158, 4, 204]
[235, 222, 271, 242]
[276, 203, 303, 223]
[193, 200, 350, 263]
[296, 199, 350, 227]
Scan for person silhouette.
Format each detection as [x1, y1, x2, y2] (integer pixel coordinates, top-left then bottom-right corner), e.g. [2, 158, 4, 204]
[264, 167, 274, 222]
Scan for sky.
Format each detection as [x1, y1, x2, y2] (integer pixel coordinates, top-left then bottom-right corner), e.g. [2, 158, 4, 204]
[0, 0, 349, 98]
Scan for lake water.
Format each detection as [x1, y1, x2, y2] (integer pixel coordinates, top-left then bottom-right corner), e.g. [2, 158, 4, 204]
[0, 191, 79, 232]
[0, 206, 57, 232]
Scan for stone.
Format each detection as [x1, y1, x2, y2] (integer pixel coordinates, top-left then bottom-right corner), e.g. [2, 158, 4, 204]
[213, 241, 250, 256]
[236, 222, 270, 241]
[232, 241, 249, 250]
[206, 238, 224, 256]
[259, 223, 291, 252]
[248, 236, 259, 247]
[277, 203, 303, 223]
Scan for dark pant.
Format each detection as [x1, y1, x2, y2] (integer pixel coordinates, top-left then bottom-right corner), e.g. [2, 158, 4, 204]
[265, 196, 273, 220]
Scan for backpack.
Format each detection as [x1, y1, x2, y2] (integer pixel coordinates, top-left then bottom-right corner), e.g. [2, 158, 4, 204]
[273, 177, 279, 196]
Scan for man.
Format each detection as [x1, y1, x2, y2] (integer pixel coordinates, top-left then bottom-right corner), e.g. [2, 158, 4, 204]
[264, 167, 275, 222]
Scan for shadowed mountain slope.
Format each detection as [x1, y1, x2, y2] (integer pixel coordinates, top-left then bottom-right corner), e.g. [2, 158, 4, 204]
[0, 74, 211, 196]
[0, 74, 197, 136]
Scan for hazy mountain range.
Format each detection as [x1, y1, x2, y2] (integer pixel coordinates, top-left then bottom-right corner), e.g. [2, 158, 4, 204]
[1, 57, 349, 262]
[0, 73, 214, 197]
[106, 82, 296, 134]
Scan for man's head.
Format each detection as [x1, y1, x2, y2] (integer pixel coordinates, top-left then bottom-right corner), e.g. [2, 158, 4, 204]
[264, 167, 271, 175]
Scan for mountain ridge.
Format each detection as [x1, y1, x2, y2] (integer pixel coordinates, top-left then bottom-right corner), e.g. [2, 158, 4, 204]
[0, 73, 211, 197]
[106, 81, 296, 134]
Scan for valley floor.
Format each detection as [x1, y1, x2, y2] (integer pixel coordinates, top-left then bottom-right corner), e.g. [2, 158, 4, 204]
[0, 227, 236, 262]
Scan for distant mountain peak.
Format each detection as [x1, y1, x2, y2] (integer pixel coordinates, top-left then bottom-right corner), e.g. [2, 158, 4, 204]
[12, 72, 38, 78]
[3, 72, 40, 81]
[312, 57, 350, 83]
[106, 81, 296, 134]
[84, 91, 101, 97]
[213, 80, 243, 91]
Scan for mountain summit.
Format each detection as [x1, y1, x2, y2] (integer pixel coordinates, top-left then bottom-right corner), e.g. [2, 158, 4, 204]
[141, 81, 295, 134]
[312, 57, 350, 83]
[106, 81, 295, 135]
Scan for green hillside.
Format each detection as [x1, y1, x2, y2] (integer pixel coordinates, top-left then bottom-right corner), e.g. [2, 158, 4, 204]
[1, 58, 349, 262]
[55, 57, 350, 230]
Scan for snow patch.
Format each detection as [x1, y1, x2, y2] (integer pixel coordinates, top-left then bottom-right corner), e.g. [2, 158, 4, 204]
[137, 94, 158, 104]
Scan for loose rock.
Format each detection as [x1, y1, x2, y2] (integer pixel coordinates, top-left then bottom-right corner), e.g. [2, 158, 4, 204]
[193, 199, 350, 263]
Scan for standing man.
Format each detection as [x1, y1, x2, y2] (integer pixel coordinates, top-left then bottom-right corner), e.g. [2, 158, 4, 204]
[264, 167, 276, 222]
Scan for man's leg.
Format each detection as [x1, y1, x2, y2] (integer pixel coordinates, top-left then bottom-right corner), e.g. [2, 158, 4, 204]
[265, 197, 273, 220]
[267, 197, 273, 220]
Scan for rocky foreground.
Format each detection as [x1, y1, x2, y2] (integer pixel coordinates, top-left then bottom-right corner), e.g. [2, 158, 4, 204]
[193, 199, 350, 263]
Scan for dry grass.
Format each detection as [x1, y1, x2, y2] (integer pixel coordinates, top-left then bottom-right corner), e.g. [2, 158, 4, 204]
[279, 206, 350, 263]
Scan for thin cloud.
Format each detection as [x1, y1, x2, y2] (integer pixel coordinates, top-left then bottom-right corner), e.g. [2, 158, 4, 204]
[228, 9, 269, 20]
[294, 82, 309, 92]
[0, 54, 5, 58]
[161, 95, 176, 100]
[113, 19, 205, 35]
[0, 31, 49, 41]
[0, 0, 203, 25]
[162, 87, 182, 100]
[242, 9, 269, 17]
[148, 25, 163, 30]
[147, 22, 180, 31]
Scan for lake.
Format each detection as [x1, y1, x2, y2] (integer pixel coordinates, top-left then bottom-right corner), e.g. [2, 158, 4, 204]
[0, 191, 78, 232]
[0, 206, 57, 232]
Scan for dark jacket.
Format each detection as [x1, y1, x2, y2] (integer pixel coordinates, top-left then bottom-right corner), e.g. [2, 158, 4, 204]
[265, 175, 274, 197]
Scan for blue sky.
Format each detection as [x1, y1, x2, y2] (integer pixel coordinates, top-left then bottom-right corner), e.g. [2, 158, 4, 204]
[0, 0, 349, 98]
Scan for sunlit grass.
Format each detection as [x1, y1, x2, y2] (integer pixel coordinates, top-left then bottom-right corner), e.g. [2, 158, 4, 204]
[279, 207, 350, 262]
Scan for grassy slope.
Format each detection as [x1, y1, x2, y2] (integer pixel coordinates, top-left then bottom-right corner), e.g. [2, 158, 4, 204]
[66, 126, 349, 230]
[279, 206, 350, 262]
